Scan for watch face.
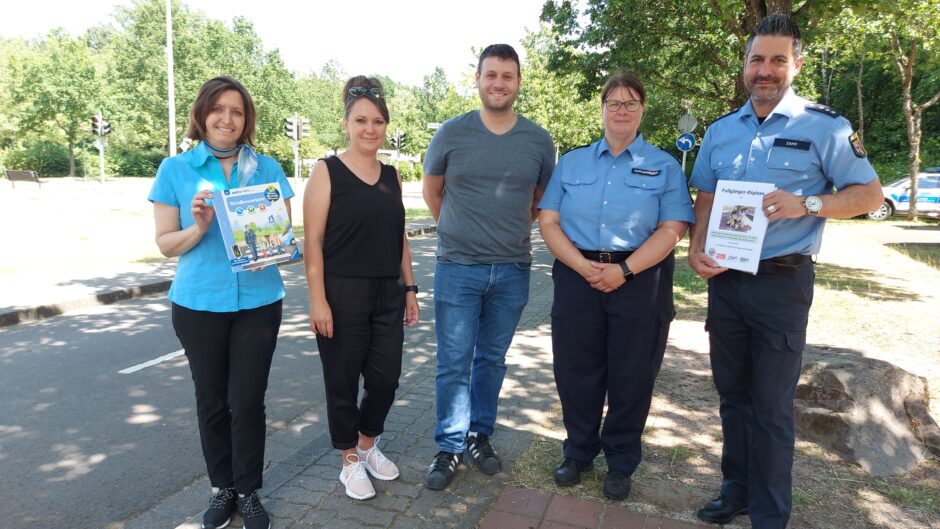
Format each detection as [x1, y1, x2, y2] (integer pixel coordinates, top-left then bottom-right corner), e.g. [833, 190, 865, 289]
[805, 196, 823, 212]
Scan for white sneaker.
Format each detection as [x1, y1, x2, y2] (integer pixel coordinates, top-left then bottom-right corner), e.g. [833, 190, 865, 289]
[339, 453, 375, 500]
[358, 440, 400, 481]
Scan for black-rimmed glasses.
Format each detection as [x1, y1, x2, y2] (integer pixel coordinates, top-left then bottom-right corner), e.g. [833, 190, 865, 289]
[604, 99, 642, 112]
[348, 86, 383, 98]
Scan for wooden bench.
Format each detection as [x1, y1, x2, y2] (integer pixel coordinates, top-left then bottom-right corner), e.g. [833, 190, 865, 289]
[4, 170, 41, 188]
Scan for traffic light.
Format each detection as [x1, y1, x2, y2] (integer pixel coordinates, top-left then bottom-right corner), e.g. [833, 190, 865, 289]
[101, 120, 112, 136]
[91, 115, 100, 135]
[283, 117, 297, 139]
[299, 118, 310, 140]
[391, 131, 408, 151]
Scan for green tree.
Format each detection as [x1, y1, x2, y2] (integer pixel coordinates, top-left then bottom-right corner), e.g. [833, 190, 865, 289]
[8, 30, 101, 176]
[516, 26, 601, 153]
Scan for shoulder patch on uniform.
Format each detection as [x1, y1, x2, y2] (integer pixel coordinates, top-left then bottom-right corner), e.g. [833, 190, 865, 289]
[805, 103, 840, 118]
[561, 142, 594, 156]
[849, 131, 867, 158]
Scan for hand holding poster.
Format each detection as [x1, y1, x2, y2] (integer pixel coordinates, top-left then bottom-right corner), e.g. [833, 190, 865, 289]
[704, 180, 775, 274]
[213, 182, 301, 272]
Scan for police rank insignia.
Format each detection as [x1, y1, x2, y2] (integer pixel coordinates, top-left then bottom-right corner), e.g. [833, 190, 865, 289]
[849, 131, 867, 158]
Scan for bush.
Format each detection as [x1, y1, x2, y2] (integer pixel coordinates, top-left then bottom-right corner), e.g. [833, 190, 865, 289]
[109, 148, 164, 177]
[2, 141, 71, 176]
[394, 161, 422, 182]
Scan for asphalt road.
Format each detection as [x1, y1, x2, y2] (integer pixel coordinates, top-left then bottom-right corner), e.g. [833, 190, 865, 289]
[0, 229, 438, 529]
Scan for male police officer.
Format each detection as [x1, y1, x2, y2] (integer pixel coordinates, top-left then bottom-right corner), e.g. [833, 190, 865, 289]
[688, 14, 883, 529]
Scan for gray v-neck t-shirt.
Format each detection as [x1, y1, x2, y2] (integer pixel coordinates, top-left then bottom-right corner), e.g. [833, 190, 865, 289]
[423, 110, 555, 264]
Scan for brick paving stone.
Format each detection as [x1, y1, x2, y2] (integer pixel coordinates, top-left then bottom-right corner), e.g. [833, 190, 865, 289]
[491, 486, 553, 519]
[269, 485, 318, 504]
[544, 495, 603, 528]
[265, 498, 312, 524]
[478, 510, 542, 529]
[599, 504, 648, 529]
[540, 521, 591, 529]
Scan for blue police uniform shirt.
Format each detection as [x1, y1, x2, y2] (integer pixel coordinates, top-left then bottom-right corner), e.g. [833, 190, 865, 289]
[148, 141, 295, 312]
[690, 88, 877, 259]
[539, 134, 695, 251]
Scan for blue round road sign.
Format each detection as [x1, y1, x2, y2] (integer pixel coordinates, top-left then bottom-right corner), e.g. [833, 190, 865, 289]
[676, 132, 696, 152]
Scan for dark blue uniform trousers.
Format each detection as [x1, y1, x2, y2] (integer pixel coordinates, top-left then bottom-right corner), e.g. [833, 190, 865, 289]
[707, 262, 814, 529]
[551, 254, 675, 474]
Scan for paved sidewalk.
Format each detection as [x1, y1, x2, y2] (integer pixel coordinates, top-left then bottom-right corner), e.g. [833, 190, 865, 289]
[118, 232, 710, 529]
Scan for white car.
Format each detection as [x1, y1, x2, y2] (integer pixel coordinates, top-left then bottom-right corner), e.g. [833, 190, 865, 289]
[867, 168, 940, 220]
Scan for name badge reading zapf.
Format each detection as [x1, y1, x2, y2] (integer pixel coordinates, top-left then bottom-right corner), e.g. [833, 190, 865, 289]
[773, 138, 811, 151]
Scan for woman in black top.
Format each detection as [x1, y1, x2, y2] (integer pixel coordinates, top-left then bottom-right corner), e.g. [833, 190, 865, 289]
[303, 76, 419, 501]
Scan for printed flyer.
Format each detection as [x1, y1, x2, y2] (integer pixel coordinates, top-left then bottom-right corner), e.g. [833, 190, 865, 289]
[213, 182, 301, 272]
[704, 180, 775, 274]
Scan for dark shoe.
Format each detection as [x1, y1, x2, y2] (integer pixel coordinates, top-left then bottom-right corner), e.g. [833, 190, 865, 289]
[425, 451, 461, 490]
[237, 490, 271, 529]
[465, 434, 502, 475]
[602, 469, 632, 500]
[553, 458, 594, 486]
[202, 487, 236, 529]
[697, 495, 748, 524]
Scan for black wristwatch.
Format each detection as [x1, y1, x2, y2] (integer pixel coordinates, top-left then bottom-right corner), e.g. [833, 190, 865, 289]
[404, 284, 419, 294]
[619, 262, 635, 282]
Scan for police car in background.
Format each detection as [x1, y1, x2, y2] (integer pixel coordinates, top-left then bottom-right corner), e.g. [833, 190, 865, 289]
[867, 167, 940, 220]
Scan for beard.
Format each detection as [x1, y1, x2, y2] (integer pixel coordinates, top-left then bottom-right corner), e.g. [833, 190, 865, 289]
[745, 74, 791, 104]
[479, 89, 517, 113]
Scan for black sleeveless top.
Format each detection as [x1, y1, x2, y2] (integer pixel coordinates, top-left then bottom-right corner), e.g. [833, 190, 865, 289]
[322, 156, 404, 278]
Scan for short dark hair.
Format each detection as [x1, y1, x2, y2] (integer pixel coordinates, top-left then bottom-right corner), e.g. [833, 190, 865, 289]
[186, 76, 256, 146]
[601, 72, 646, 105]
[343, 75, 390, 123]
[745, 13, 802, 58]
[477, 44, 521, 77]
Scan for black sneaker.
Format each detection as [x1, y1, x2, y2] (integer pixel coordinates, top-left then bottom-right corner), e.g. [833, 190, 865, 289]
[465, 433, 501, 475]
[237, 490, 271, 529]
[425, 451, 461, 490]
[202, 487, 236, 529]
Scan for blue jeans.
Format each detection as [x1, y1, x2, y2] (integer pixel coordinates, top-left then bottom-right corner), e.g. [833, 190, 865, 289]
[433, 261, 530, 453]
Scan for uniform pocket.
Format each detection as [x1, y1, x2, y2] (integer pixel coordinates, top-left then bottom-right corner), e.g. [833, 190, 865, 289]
[625, 173, 665, 190]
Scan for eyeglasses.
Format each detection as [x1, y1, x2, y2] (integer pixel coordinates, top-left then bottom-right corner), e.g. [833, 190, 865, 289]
[604, 99, 642, 112]
[348, 86, 383, 99]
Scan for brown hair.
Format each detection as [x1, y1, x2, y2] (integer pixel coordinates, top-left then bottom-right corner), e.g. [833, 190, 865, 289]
[601, 72, 646, 106]
[185, 76, 256, 146]
[477, 44, 521, 77]
[343, 76, 390, 123]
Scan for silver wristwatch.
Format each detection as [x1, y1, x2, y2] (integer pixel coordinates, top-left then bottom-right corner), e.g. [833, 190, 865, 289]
[803, 195, 823, 216]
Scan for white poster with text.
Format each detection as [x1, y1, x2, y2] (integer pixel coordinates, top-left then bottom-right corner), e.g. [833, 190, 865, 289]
[704, 180, 775, 274]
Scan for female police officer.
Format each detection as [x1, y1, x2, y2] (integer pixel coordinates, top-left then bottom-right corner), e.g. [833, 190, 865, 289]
[538, 72, 694, 500]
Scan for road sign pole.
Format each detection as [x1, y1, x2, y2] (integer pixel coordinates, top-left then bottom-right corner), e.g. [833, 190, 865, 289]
[97, 110, 105, 183]
[293, 113, 301, 188]
[682, 151, 687, 172]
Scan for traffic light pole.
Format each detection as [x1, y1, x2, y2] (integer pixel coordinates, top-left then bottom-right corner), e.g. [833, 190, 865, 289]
[292, 113, 301, 189]
[96, 110, 106, 183]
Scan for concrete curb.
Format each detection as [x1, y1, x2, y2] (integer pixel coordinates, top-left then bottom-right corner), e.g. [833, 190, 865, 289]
[0, 225, 437, 329]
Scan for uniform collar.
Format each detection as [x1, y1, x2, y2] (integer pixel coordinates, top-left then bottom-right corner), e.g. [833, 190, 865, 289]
[596, 133, 646, 159]
[738, 88, 803, 122]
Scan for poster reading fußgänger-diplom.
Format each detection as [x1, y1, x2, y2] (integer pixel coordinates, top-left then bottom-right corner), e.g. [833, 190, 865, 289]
[704, 180, 775, 274]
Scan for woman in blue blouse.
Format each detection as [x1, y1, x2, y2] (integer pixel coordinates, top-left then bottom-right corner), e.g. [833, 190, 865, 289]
[149, 76, 291, 529]
[538, 72, 694, 501]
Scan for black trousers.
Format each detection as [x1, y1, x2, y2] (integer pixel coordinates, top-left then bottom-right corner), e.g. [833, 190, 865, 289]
[707, 262, 814, 529]
[551, 254, 675, 474]
[317, 274, 405, 450]
[172, 300, 282, 494]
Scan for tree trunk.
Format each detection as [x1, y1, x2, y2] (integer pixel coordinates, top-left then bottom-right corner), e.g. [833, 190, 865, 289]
[856, 56, 865, 143]
[894, 37, 921, 221]
[68, 138, 76, 177]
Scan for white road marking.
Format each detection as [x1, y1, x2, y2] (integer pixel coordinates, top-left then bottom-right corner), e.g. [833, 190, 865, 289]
[119, 349, 185, 374]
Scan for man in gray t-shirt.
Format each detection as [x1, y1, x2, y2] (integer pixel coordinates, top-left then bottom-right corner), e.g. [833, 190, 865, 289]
[422, 44, 555, 491]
